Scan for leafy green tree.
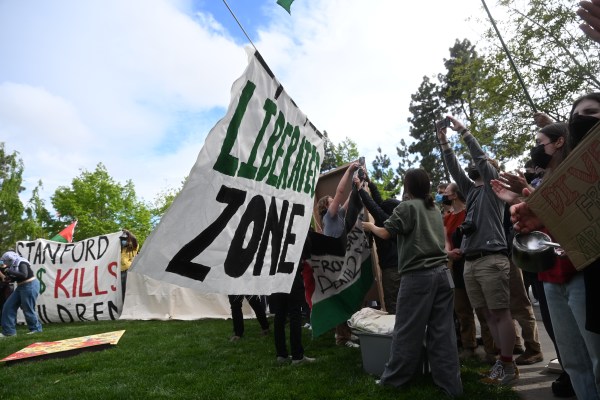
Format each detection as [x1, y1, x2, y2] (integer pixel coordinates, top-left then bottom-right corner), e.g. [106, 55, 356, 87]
[51, 163, 153, 244]
[319, 131, 338, 173]
[150, 180, 185, 227]
[369, 147, 401, 199]
[473, 0, 600, 159]
[0, 143, 26, 249]
[21, 181, 55, 241]
[318, 134, 359, 173]
[333, 137, 360, 166]
[406, 75, 451, 185]
[439, 39, 507, 160]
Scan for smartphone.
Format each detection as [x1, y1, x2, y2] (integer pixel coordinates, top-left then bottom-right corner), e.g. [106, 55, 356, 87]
[436, 117, 451, 129]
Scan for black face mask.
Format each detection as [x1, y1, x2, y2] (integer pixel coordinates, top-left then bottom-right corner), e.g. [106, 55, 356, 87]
[530, 144, 553, 169]
[523, 172, 536, 184]
[467, 169, 480, 181]
[441, 195, 452, 205]
[569, 115, 600, 148]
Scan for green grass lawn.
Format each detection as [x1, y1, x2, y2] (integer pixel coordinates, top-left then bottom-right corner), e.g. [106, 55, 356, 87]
[0, 318, 519, 400]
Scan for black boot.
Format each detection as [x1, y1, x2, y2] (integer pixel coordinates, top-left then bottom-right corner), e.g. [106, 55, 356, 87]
[551, 371, 575, 398]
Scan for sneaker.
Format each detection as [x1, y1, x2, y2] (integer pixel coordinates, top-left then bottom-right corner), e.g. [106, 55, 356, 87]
[479, 359, 503, 379]
[480, 360, 519, 385]
[26, 330, 41, 335]
[276, 356, 291, 364]
[339, 340, 359, 348]
[291, 356, 316, 365]
[229, 335, 241, 342]
[303, 323, 312, 329]
[515, 351, 543, 365]
[513, 345, 525, 355]
[0, 333, 15, 339]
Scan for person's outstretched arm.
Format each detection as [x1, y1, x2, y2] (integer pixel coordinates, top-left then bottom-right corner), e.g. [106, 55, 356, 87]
[329, 161, 360, 216]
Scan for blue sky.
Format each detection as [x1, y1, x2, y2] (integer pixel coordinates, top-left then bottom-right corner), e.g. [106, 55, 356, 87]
[0, 0, 494, 208]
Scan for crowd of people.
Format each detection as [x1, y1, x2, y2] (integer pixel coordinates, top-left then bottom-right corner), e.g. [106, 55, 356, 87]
[0, 2, 598, 398]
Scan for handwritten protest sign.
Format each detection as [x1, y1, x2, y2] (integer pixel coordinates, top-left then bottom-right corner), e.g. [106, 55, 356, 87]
[15, 232, 123, 322]
[130, 49, 324, 294]
[306, 218, 374, 337]
[527, 122, 600, 270]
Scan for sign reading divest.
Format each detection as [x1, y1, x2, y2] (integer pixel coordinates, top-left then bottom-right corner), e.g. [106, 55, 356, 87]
[15, 232, 122, 323]
[527, 122, 600, 270]
[130, 50, 324, 294]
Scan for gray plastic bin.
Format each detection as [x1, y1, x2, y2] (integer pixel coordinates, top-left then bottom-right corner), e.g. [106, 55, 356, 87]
[354, 331, 429, 376]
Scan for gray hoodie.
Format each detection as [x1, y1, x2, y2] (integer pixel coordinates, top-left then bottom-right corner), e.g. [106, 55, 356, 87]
[442, 133, 507, 255]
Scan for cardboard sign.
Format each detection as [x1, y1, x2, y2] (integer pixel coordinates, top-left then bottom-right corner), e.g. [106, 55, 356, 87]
[527, 122, 600, 270]
[1, 330, 125, 365]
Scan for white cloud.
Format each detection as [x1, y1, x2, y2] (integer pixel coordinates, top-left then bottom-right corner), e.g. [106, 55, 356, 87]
[0, 0, 247, 205]
[254, 0, 488, 159]
[0, 0, 494, 211]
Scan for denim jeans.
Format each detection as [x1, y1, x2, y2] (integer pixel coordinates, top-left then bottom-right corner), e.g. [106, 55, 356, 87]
[544, 273, 600, 400]
[1, 279, 42, 336]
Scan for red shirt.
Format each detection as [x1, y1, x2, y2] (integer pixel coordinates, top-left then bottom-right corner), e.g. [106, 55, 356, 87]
[444, 209, 466, 250]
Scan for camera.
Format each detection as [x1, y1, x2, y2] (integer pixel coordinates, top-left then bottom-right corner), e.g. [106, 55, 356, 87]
[357, 156, 366, 181]
[436, 117, 452, 129]
[357, 168, 365, 181]
[458, 220, 476, 237]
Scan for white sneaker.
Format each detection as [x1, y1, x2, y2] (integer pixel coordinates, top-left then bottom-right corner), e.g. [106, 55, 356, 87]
[480, 360, 520, 385]
[291, 356, 316, 365]
[343, 341, 360, 348]
[0, 333, 15, 338]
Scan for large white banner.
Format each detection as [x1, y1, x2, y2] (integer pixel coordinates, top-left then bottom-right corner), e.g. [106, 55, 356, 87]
[131, 49, 324, 295]
[15, 232, 123, 323]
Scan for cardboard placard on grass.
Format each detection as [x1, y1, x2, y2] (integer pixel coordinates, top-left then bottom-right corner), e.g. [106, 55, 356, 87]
[527, 122, 600, 270]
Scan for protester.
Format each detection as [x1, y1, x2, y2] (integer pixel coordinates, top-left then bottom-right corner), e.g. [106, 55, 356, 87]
[316, 161, 363, 348]
[440, 182, 478, 360]
[269, 235, 315, 365]
[436, 182, 452, 219]
[0, 251, 43, 337]
[363, 168, 462, 397]
[316, 161, 362, 238]
[509, 96, 600, 398]
[0, 267, 13, 321]
[120, 229, 138, 301]
[437, 117, 518, 385]
[357, 175, 401, 314]
[227, 295, 270, 342]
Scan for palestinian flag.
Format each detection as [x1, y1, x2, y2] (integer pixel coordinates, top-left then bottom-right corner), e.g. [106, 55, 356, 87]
[276, 0, 294, 14]
[51, 221, 77, 243]
[306, 220, 374, 337]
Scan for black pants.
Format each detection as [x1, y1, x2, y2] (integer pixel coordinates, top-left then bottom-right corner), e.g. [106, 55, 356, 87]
[269, 292, 304, 359]
[228, 295, 269, 337]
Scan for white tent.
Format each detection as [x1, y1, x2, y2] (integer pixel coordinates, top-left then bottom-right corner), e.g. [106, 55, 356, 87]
[119, 271, 256, 320]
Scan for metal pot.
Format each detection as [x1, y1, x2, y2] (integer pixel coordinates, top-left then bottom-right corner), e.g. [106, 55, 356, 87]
[511, 231, 559, 273]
